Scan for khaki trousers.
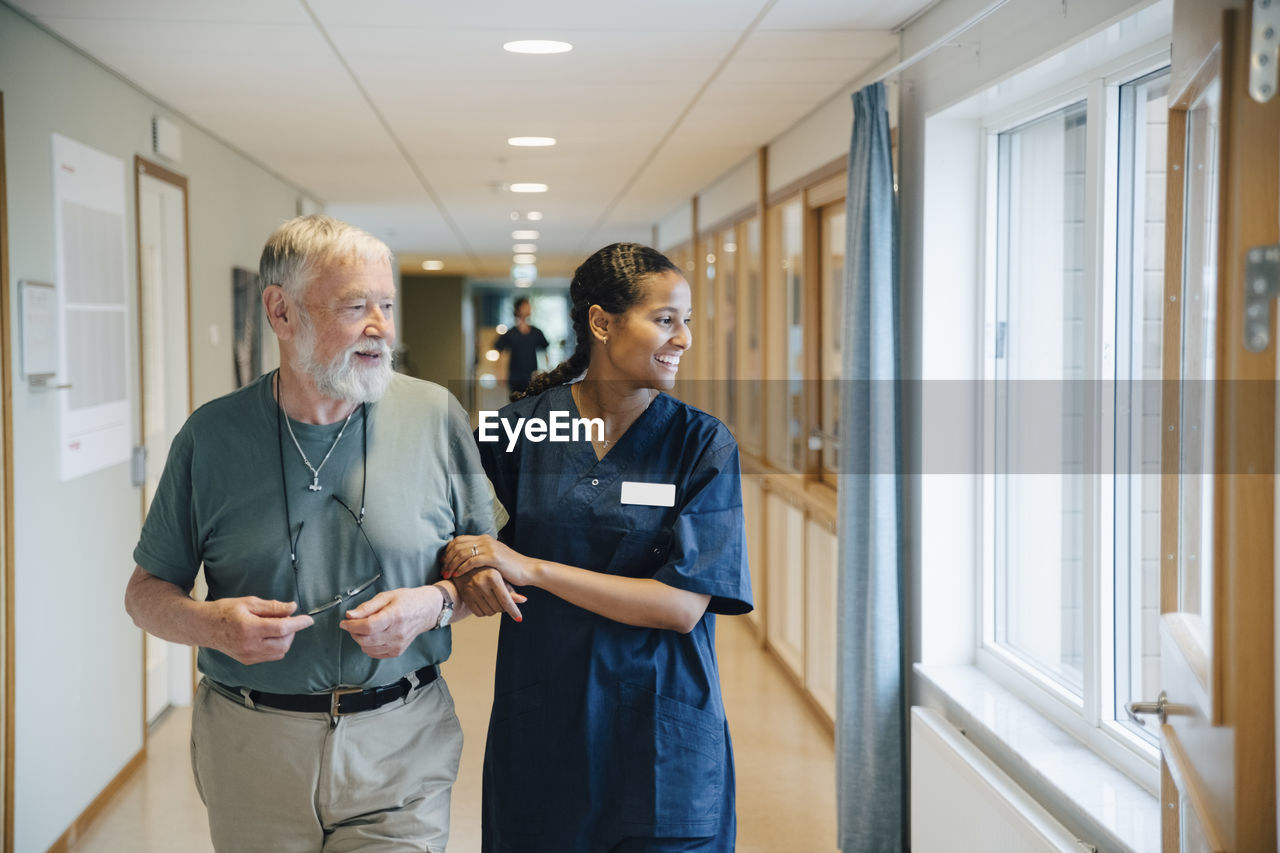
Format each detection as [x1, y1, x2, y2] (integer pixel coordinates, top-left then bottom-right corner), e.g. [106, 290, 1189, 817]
[191, 675, 463, 852]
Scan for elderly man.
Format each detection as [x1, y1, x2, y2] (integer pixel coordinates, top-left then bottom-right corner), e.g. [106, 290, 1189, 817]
[126, 214, 510, 852]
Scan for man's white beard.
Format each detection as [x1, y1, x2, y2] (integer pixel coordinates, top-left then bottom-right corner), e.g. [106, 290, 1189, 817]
[292, 312, 394, 403]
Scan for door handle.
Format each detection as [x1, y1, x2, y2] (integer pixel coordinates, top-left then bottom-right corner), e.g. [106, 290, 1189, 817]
[1124, 691, 1168, 726]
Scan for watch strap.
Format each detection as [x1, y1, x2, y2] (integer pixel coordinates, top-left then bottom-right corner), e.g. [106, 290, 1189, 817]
[433, 583, 454, 630]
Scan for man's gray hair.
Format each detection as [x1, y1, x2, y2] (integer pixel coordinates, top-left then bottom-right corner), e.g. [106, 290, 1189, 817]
[259, 214, 393, 301]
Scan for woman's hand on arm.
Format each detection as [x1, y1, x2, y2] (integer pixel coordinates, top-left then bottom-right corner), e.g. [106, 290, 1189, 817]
[443, 534, 538, 586]
[443, 536, 710, 633]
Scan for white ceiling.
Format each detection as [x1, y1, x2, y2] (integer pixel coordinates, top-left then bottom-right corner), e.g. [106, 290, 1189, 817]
[10, 0, 928, 277]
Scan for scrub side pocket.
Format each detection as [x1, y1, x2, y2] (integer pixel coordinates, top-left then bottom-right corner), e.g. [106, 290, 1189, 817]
[609, 681, 725, 833]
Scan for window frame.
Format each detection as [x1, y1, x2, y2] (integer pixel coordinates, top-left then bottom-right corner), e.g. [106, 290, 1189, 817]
[969, 51, 1174, 789]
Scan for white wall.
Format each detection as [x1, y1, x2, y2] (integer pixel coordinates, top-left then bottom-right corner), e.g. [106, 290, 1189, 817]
[654, 199, 694, 252]
[0, 6, 306, 849]
[767, 56, 899, 197]
[696, 153, 757, 231]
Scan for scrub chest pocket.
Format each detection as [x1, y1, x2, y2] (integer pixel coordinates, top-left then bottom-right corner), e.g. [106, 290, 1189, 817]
[605, 529, 673, 579]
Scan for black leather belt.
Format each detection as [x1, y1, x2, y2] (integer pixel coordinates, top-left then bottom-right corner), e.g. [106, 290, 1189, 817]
[215, 665, 438, 717]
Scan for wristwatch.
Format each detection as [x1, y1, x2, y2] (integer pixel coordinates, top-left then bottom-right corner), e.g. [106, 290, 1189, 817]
[433, 584, 455, 630]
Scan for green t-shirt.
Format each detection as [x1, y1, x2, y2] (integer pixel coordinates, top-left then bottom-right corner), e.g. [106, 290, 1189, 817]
[133, 371, 500, 693]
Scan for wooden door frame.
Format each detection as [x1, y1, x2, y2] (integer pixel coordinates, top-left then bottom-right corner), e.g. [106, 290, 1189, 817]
[0, 88, 17, 853]
[1210, 11, 1276, 847]
[132, 155, 195, 732]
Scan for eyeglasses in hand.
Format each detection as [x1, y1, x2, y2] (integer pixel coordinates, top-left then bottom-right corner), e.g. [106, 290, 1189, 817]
[289, 493, 384, 618]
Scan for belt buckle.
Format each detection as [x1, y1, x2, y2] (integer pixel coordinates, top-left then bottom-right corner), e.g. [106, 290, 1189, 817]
[330, 686, 364, 717]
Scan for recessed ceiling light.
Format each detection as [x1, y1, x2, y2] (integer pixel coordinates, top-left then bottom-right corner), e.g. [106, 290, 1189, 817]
[485, 349, 500, 362]
[422, 260, 444, 271]
[512, 230, 540, 240]
[526, 211, 543, 221]
[508, 137, 556, 147]
[513, 243, 537, 253]
[509, 211, 521, 221]
[513, 253, 537, 265]
[495, 324, 509, 335]
[503, 40, 572, 54]
[509, 183, 548, 193]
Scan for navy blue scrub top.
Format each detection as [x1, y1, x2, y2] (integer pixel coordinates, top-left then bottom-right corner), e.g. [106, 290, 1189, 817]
[476, 384, 753, 852]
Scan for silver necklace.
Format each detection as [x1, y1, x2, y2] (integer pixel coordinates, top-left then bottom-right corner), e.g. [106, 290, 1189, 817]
[575, 385, 655, 450]
[281, 391, 357, 492]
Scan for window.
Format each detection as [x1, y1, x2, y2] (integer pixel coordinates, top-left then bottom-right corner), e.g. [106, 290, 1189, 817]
[663, 241, 696, 404]
[980, 64, 1173, 767]
[989, 100, 1089, 695]
[819, 202, 845, 480]
[715, 225, 739, 431]
[1175, 77, 1218, 634]
[738, 216, 763, 456]
[1113, 69, 1171, 742]
[766, 196, 806, 472]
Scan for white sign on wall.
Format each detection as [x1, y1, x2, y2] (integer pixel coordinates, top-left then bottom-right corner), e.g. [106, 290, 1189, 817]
[51, 133, 132, 481]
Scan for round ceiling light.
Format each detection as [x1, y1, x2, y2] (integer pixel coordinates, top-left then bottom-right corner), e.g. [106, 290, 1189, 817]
[503, 40, 573, 54]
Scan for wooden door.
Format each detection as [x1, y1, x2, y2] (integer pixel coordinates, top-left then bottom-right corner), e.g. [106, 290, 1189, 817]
[1155, 2, 1279, 849]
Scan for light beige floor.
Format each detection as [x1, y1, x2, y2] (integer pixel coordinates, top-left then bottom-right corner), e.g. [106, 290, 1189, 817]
[71, 615, 837, 852]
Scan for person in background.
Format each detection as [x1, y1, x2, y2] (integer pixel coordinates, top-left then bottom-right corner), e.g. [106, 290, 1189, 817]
[493, 295, 549, 398]
[125, 214, 516, 852]
[446, 242, 753, 852]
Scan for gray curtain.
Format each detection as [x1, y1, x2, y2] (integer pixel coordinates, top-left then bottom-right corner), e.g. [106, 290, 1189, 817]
[836, 81, 906, 852]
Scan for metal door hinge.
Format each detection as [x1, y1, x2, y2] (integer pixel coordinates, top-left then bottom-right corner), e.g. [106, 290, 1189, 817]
[1251, 0, 1280, 102]
[1245, 244, 1280, 351]
[131, 445, 147, 488]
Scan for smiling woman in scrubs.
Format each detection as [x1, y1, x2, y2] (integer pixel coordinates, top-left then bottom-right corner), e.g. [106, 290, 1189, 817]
[444, 242, 753, 852]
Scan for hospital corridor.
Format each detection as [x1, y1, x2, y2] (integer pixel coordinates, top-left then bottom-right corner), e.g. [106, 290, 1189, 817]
[2, 0, 1278, 850]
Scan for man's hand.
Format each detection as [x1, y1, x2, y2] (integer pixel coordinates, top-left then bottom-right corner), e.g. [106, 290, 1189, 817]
[453, 567, 526, 621]
[339, 587, 436, 659]
[204, 597, 314, 665]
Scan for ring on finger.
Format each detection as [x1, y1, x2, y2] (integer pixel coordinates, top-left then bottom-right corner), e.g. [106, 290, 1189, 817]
[472, 544, 478, 557]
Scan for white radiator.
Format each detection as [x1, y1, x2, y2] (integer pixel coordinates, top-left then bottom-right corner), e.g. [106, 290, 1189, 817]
[911, 707, 1093, 852]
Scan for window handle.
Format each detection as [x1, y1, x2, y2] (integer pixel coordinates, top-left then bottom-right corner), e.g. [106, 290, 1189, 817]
[1124, 691, 1168, 726]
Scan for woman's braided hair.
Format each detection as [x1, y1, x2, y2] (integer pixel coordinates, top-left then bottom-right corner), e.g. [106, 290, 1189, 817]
[514, 242, 680, 401]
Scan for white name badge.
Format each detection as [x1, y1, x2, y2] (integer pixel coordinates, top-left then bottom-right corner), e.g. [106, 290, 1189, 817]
[620, 481, 676, 507]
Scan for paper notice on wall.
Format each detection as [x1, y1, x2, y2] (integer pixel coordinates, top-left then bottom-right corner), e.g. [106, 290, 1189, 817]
[52, 133, 131, 481]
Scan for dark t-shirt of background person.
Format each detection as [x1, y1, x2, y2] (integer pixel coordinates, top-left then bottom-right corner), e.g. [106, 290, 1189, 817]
[494, 325, 550, 393]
